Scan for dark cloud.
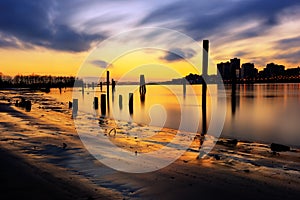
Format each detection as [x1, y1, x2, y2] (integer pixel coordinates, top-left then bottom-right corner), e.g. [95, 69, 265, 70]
[161, 48, 196, 62]
[234, 51, 251, 58]
[275, 36, 300, 49]
[140, 0, 300, 41]
[277, 50, 300, 64]
[90, 60, 109, 68]
[0, 0, 104, 52]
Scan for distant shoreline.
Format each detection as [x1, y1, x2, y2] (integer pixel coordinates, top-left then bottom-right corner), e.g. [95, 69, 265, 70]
[0, 81, 300, 90]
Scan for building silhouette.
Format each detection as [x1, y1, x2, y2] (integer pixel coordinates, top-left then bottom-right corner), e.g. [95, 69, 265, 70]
[217, 61, 231, 80]
[258, 63, 285, 79]
[241, 63, 258, 79]
[217, 58, 240, 81]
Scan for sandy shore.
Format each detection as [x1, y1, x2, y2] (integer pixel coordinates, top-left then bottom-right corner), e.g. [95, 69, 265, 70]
[0, 90, 299, 200]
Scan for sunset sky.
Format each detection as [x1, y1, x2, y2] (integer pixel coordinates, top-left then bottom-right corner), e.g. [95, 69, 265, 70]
[0, 0, 300, 80]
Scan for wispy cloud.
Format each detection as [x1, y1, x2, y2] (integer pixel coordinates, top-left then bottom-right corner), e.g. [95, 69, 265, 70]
[90, 60, 110, 68]
[160, 48, 196, 62]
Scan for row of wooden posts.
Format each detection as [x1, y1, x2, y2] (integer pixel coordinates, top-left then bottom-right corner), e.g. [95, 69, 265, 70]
[71, 93, 134, 116]
[71, 71, 141, 116]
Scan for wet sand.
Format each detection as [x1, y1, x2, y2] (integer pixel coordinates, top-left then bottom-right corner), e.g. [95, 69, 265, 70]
[0, 91, 299, 199]
[0, 148, 100, 200]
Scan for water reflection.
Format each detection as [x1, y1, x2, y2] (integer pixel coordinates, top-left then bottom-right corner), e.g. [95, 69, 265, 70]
[47, 83, 300, 147]
[119, 95, 123, 110]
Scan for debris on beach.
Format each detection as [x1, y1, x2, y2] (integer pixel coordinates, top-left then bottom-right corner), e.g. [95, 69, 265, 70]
[217, 138, 238, 147]
[270, 143, 290, 152]
[62, 142, 67, 149]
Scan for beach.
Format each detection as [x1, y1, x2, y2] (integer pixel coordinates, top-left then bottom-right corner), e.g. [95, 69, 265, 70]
[0, 90, 299, 200]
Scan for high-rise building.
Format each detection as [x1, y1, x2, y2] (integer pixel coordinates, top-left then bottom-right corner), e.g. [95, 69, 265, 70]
[261, 63, 285, 78]
[217, 62, 231, 80]
[217, 58, 241, 81]
[230, 58, 241, 79]
[241, 63, 258, 79]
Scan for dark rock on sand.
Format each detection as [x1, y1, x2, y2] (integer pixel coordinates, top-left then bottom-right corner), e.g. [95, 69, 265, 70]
[270, 143, 290, 152]
[217, 138, 238, 147]
[62, 142, 67, 149]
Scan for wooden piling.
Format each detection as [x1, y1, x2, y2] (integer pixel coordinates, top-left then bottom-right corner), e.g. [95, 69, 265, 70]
[101, 94, 106, 115]
[129, 93, 133, 115]
[100, 82, 103, 92]
[119, 95, 123, 110]
[139, 75, 146, 95]
[107, 71, 110, 97]
[68, 101, 72, 109]
[72, 99, 78, 115]
[183, 78, 186, 97]
[202, 40, 209, 135]
[94, 97, 99, 109]
[25, 100, 31, 112]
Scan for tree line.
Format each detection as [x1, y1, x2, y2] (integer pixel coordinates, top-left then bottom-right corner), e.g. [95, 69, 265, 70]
[0, 74, 83, 89]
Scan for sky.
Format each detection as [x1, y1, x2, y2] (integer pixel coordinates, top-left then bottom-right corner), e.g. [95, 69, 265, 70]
[0, 0, 300, 80]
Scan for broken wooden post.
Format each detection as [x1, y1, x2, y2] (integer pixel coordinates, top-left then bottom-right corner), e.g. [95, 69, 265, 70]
[129, 93, 133, 115]
[25, 100, 31, 112]
[139, 75, 146, 95]
[119, 95, 123, 110]
[183, 78, 186, 97]
[72, 99, 78, 115]
[100, 82, 103, 92]
[94, 97, 99, 109]
[68, 101, 72, 109]
[101, 94, 106, 115]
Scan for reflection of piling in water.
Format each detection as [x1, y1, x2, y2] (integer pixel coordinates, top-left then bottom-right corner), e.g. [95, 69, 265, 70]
[231, 90, 240, 116]
[202, 40, 209, 136]
[129, 93, 133, 115]
[119, 95, 123, 110]
[101, 94, 106, 116]
[81, 83, 84, 94]
[231, 94, 236, 115]
[94, 97, 99, 110]
[112, 79, 116, 92]
[183, 78, 187, 98]
[139, 75, 146, 95]
[92, 82, 95, 90]
[72, 99, 78, 115]
[140, 93, 145, 105]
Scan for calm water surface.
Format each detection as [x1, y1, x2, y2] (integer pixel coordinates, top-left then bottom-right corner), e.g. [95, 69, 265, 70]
[48, 83, 300, 147]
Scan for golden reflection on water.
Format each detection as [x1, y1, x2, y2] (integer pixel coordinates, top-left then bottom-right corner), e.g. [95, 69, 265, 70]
[48, 83, 300, 146]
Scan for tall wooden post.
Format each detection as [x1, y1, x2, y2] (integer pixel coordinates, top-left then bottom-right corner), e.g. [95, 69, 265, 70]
[106, 71, 110, 97]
